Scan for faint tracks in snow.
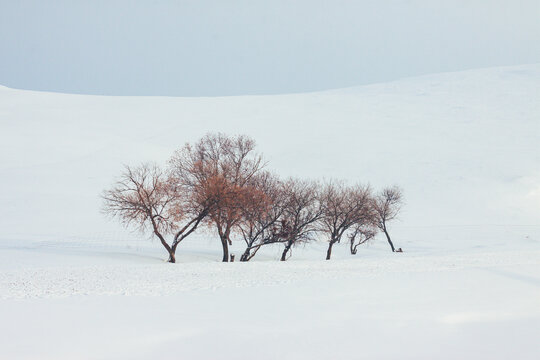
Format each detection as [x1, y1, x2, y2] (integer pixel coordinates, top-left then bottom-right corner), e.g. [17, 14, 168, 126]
[1, 250, 539, 299]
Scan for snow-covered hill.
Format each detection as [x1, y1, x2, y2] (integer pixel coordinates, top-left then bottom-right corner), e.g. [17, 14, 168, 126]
[0, 65, 539, 359]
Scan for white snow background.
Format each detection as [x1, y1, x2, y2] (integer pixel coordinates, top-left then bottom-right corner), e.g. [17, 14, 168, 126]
[0, 64, 539, 359]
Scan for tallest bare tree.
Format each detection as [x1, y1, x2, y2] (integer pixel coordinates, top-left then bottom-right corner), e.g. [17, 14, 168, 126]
[169, 133, 265, 262]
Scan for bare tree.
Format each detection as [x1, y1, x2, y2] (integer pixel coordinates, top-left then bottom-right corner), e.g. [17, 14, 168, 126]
[238, 172, 286, 262]
[102, 163, 209, 263]
[320, 182, 373, 260]
[372, 186, 403, 252]
[169, 133, 265, 262]
[241, 179, 322, 261]
[278, 179, 323, 261]
[349, 224, 377, 255]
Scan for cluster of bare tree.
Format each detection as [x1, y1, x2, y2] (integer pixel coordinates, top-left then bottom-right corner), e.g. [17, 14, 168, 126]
[103, 133, 403, 263]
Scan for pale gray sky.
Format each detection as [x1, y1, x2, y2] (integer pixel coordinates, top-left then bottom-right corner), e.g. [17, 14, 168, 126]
[1, 0, 539, 96]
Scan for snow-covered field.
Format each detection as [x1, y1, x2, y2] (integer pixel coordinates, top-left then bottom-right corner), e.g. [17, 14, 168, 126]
[0, 64, 539, 359]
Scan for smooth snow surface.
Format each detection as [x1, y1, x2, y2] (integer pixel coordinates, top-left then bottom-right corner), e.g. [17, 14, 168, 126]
[0, 65, 539, 359]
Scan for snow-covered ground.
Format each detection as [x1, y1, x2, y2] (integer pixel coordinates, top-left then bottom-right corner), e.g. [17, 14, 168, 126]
[0, 64, 539, 359]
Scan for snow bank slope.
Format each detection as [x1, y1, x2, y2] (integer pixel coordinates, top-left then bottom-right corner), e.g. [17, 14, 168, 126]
[0, 65, 539, 360]
[0, 64, 539, 255]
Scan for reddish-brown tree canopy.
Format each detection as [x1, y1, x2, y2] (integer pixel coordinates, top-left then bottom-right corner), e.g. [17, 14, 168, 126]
[169, 133, 266, 261]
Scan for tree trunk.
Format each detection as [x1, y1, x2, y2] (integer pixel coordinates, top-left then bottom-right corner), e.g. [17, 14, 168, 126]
[350, 240, 357, 255]
[167, 250, 176, 263]
[151, 226, 175, 263]
[383, 228, 395, 252]
[280, 241, 292, 261]
[170, 242, 180, 261]
[242, 243, 264, 262]
[326, 241, 335, 260]
[240, 239, 256, 262]
[221, 236, 229, 262]
[240, 247, 251, 262]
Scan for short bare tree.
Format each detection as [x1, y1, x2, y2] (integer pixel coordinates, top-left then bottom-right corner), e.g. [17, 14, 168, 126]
[349, 224, 377, 255]
[169, 133, 265, 262]
[320, 182, 373, 260]
[372, 186, 403, 252]
[102, 163, 209, 263]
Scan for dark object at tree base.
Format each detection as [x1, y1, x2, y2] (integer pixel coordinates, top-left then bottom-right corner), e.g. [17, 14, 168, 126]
[395, 248, 403, 252]
[230, 254, 235, 262]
